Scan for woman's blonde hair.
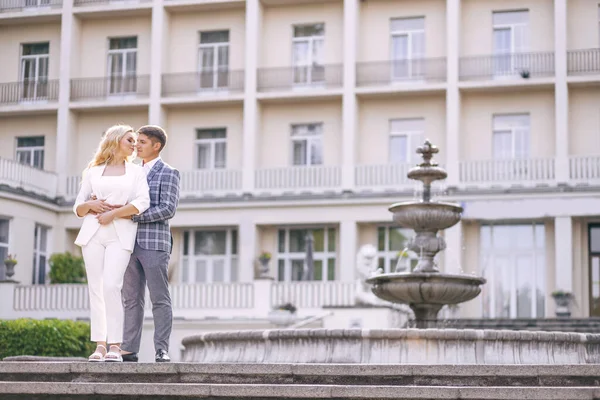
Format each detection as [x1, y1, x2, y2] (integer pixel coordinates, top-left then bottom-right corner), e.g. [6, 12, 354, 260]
[88, 124, 136, 168]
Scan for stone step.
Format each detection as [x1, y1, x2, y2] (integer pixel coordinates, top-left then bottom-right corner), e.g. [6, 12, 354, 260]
[0, 382, 599, 400]
[1, 363, 600, 387]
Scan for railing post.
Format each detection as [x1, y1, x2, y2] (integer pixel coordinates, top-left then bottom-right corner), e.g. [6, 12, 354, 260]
[253, 279, 273, 316]
[0, 281, 18, 320]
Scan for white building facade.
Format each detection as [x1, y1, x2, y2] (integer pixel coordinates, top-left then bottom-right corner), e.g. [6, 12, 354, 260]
[0, 0, 600, 323]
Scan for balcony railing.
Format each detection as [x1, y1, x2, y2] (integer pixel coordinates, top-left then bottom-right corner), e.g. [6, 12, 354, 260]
[162, 70, 244, 97]
[355, 163, 413, 188]
[356, 58, 446, 87]
[459, 158, 555, 186]
[73, 0, 150, 6]
[169, 283, 255, 310]
[0, 0, 61, 11]
[180, 169, 243, 197]
[257, 64, 343, 92]
[7, 281, 353, 317]
[0, 80, 59, 105]
[14, 284, 89, 311]
[0, 158, 58, 198]
[569, 155, 600, 184]
[255, 165, 342, 192]
[70, 75, 150, 101]
[459, 52, 555, 81]
[270, 281, 356, 308]
[567, 49, 600, 76]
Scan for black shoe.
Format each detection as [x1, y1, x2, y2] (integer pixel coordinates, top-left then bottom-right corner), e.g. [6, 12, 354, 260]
[121, 352, 138, 363]
[155, 349, 170, 362]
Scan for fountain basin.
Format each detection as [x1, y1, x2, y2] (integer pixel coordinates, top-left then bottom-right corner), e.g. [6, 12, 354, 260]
[389, 202, 463, 231]
[366, 272, 486, 306]
[181, 328, 600, 364]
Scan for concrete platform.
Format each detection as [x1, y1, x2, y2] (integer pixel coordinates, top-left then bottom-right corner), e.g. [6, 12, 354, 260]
[1, 362, 599, 399]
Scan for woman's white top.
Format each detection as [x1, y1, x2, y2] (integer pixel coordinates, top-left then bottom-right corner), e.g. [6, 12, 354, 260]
[73, 162, 150, 252]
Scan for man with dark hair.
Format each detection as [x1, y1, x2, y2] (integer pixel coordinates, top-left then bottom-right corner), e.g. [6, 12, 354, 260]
[120, 125, 180, 362]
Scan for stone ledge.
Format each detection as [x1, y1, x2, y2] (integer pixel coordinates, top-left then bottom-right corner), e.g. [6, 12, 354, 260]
[0, 382, 598, 399]
[181, 328, 600, 364]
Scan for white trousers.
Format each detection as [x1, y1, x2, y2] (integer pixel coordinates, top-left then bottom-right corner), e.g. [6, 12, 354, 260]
[81, 223, 132, 343]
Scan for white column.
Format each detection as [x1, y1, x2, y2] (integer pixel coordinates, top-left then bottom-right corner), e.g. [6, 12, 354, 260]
[554, 216, 573, 293]
[0, 282, 17, 319]
[339, 221, 358, 282]
[242, 0, 261, 193]
[443, 221, 463, 275]
[148, 0, 166, 126]
[554, 0, 569, 183]
[55, 0, 76, 195]
[341, 0, 358, 191]
[238, 217, 258, 282]
[445, 0, 460, 187]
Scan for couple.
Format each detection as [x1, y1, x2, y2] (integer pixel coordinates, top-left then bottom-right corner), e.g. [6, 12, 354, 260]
[73, 124, 180, 363]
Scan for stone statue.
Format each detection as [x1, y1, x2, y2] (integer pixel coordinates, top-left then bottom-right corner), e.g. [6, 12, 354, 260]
[355, 244, 385, 306]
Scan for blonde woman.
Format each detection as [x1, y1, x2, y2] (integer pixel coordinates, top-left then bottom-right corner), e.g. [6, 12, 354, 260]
[73, 124, 150, 362]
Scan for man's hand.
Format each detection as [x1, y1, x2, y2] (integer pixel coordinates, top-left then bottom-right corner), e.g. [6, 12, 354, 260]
[96, 210, 116, 225]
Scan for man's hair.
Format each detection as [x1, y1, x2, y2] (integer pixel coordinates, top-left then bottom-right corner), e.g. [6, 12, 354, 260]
[137, 125, 167, 152]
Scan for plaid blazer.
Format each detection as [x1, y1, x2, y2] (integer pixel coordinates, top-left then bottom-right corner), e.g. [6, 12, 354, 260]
[132, 159, 180, 252]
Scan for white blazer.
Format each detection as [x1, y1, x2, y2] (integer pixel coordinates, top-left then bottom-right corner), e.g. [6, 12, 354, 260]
[73, 162, 150, 252]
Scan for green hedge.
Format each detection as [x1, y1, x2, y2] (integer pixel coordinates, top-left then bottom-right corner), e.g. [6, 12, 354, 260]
[0, 319, 95, 359]
[48, 252, 87, 284]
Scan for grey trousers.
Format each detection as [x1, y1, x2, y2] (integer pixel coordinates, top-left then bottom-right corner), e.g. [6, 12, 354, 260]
[121, 244, 172, 353]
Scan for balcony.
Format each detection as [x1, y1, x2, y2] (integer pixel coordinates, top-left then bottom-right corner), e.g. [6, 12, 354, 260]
[354, 163, 413, 191]
[179, 169, 243, 197]
[255, 165, 342, 194]
[459, 158, 555, 188]
[0, 80, 59, 106]
[0, 0, 61, 12]
[257, 64, 343, 94]
[459, 52, 555, 83]
[569, 155, 600, 185]
[73, 0, 150, 6]
[356, 58, 446, 88]
[567, 49, 600, 77]
[162, 70, 244, 102]
[70, 75, 150, 102]
[0, 158, 58, 198]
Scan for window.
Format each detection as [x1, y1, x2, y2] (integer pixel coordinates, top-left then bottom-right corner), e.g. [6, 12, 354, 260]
[16, 137, 45, 169]
[389, 118, 424, 164]
[390, 17, 425, 80]
[32, 224, 49, 284]
[107, 37, 137, 94]
[292, 23, 325, 85]
[492, 114, 530, 159]
[195, 128, 226, 169]
[291, 123, 323, 166]
[277, 227, 336, 281]
[0, 220, 8, 280]
[377, 226, 418, 273]
[198, 30, 230, 90]
[480, 224, 545, 318]
[492, 10, 529, 76]
[21, 42, 49, 100]
[181, 229, 238, 283]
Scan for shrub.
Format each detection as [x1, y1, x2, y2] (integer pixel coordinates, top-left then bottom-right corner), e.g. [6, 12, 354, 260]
[0, 319, 95, 359]
[48, 252, 86, 284]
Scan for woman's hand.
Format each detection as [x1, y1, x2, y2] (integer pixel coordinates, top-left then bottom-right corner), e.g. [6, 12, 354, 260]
[87, 199, 113, 215]
[96, 210, 116, 225]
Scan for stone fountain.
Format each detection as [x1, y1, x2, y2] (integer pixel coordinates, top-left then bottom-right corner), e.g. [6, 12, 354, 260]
[366, 140, 485, 328]
[180, 141, 600, 365]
